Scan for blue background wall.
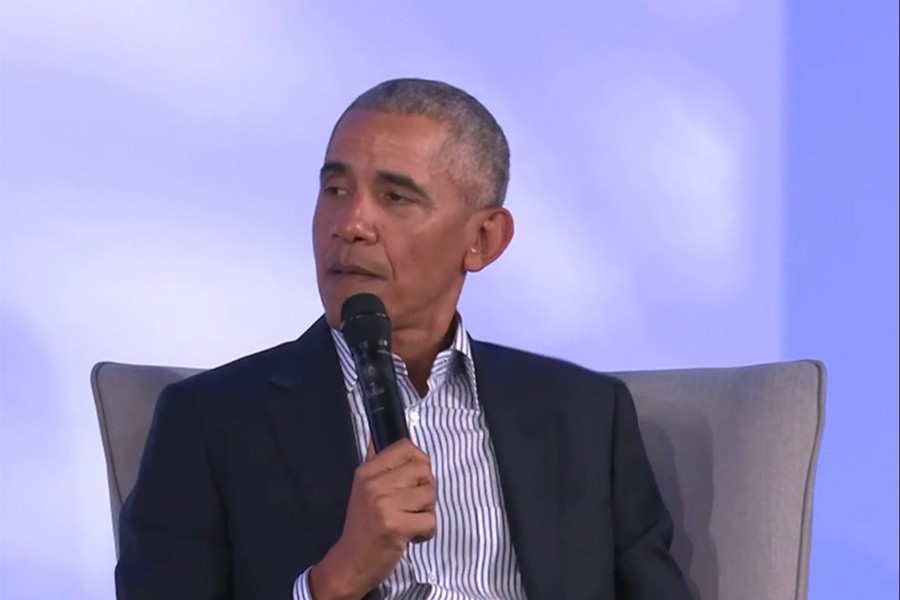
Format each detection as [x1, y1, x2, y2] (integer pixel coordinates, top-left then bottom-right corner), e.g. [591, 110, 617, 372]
[783, 3, 899, 598]
[1, 1, 896, 597]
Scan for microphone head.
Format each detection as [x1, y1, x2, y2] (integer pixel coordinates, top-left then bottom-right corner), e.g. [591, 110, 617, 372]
[340, 293, 391, 347]
[341, 293, 388, 323]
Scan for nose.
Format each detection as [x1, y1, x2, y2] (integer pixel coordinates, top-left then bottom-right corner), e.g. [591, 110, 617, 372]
[331, 190, 378, 244]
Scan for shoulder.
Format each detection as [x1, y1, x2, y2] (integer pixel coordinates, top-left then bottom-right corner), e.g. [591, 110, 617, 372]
[178, 340, 300, 394]
[172, 317, 331, 401]
[148, 340, 301, 429]
[472, 339, 626, 396]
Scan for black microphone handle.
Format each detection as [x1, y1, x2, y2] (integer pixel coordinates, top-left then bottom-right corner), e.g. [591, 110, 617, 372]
[352, 349, 409, 452]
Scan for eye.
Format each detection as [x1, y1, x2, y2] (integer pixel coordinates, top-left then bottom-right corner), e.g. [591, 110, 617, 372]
[385, 191, 413, 205]
[321, 185, 348, 197]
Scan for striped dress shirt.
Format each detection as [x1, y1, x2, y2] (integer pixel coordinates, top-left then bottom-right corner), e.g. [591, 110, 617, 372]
[294, 317, 527, 600]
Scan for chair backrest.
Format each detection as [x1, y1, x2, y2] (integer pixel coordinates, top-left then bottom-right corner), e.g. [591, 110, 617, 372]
[91, 362, 203, 556]
[91, 359, 825, 600]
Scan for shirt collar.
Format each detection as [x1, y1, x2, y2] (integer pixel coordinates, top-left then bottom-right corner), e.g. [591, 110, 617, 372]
[330, 314, 474, 394]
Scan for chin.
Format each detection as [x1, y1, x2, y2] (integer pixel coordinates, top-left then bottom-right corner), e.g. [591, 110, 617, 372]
[319, 282, 387, 328]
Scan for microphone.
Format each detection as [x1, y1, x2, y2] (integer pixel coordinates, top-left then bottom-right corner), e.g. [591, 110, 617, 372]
[340, 293, 409, 453]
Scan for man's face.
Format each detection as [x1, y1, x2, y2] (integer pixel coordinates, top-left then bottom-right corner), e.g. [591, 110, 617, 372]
[313, 108, 478, 331]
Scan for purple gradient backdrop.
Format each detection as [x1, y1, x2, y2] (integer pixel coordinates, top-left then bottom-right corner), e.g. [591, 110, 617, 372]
[1, 1, 896, 598]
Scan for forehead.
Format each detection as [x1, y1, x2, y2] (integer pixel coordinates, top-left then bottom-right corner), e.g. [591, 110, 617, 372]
[325, 109, 451, 176]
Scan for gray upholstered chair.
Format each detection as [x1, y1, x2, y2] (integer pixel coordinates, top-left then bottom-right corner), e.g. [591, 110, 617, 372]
[91, 359, 826, 600]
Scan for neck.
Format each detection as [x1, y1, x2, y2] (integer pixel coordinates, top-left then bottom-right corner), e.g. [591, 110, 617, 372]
[392, 309, 458, 396]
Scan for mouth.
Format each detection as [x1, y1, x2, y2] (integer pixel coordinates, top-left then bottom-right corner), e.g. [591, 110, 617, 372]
[327, 265, 384, 279]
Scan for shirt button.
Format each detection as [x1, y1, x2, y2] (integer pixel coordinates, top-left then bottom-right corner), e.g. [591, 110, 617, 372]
[408, 409, 420, 428]
[428, 570, 437, 584]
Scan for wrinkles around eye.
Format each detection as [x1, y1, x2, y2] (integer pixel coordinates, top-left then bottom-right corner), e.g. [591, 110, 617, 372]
[385, 191, 413, 205]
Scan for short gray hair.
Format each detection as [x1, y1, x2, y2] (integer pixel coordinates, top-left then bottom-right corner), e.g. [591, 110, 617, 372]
[337, 78, 510, 208]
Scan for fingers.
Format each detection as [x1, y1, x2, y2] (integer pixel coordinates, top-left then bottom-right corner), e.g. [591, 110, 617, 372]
[334, 439, 436, 593]
[402, 511, 437, 544]
[380, 439, 429, 468]
[379, 460, 434, 489]
[390, 484, 436, 513]
[358, 460, 435, 502]
[360, 438, 429, 476]
[379, 500, 437, 544]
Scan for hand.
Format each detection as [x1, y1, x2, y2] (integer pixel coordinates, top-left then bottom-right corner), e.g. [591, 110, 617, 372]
[309, 439, 437, 600]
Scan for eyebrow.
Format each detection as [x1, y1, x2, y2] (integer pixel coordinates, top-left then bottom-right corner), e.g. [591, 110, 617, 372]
[376, 170, 430, 201]
[319, 161, 348, 181]
[319, 161, 430, 201]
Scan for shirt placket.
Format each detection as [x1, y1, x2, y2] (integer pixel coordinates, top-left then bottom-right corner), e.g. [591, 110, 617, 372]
[397, 359, 451, 591]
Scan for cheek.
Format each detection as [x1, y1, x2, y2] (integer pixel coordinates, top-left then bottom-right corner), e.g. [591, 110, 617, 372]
[390, 232, 464, 282]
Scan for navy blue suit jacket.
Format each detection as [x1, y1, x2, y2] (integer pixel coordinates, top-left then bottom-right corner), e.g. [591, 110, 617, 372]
[116, 318, 692, 599]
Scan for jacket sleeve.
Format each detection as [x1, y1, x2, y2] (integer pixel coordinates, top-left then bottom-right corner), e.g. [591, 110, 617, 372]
[610, 379, 694, 599]
[115, 382, 232, 600]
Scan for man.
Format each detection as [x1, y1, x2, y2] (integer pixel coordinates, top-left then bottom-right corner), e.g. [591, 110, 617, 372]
[116, 78, 693, 600]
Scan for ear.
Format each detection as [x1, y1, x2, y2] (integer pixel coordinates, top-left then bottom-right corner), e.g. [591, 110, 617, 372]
[463, 208, 515, 273]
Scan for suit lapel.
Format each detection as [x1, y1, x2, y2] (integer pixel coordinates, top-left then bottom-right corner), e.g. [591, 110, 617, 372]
[264, 317, 360, 555]
[471, 341, 562, 600]
[262, 324, 559, 600]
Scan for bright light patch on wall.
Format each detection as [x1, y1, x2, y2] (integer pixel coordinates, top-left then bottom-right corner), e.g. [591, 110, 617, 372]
[587, 65, 747, 299]
[2, 0, 324, 124]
